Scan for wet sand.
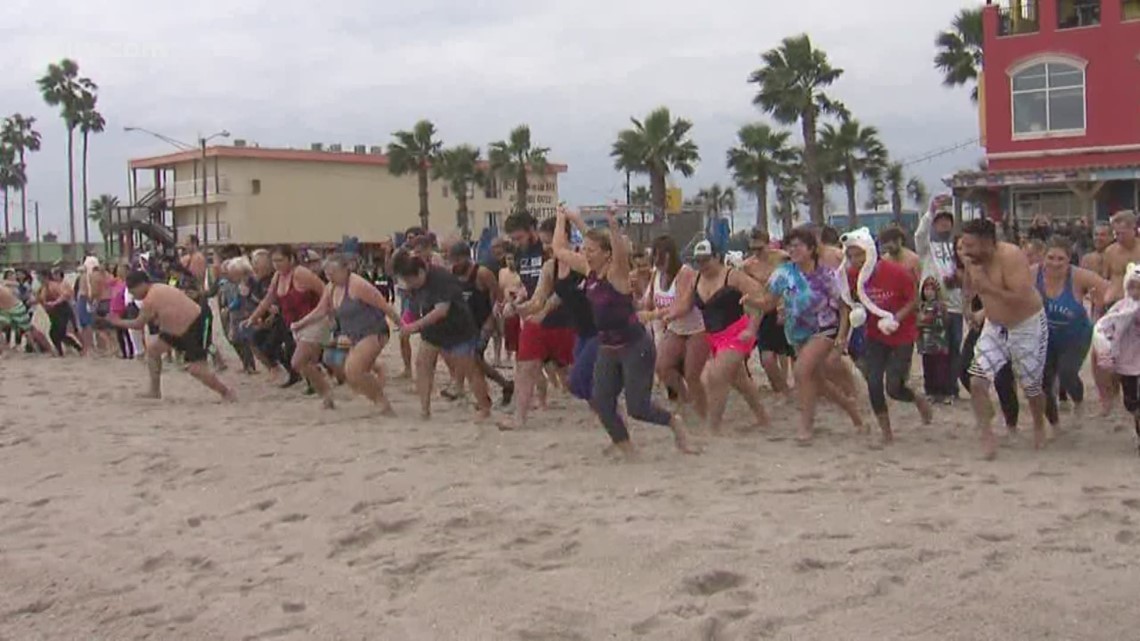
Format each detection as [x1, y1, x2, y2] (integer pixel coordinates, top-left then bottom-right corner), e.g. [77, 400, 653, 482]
[2, 346, 1139, 640]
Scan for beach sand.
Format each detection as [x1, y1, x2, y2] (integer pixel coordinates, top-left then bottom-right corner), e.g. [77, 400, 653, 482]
[2, 346, 1140, 640]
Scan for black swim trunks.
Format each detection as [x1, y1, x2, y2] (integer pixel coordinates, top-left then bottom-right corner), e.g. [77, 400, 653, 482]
[158, 307, 211, 363]
[756, 312, 794, 357]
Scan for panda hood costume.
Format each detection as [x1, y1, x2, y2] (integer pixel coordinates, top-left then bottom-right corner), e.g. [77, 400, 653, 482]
[837, 227, 900, 335]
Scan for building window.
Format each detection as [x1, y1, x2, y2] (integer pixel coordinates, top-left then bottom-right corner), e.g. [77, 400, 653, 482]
[251, 179, 261, 195]
[1125, 0, 1140, 21]
[1057, 0, 1100, 29]
[1011, 60, 1086, 136]
[1014, 190, 1083, 226]
[485, 211, 501, 230]
[997, 0, 1040, 36]
[442, 185, 450, 199]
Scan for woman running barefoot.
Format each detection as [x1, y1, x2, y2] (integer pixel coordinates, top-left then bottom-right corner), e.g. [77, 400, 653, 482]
[1032, 236, 1108, 426]
[1093, 263, 1140, 451]
[246, 245, 333, 407]
[641, 235, 709, 419]
[756, 228, 863, 444]
[292, 254, 402, 416]
[392, 250, 492, 421]
[38, 270, 83, 356]
[666, 239, 769, 435]
[550, 208, 696, 458]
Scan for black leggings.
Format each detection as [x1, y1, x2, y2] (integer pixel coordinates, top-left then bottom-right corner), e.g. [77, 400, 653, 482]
[961, 326, 1019, 427]
[1121, 376, 1140, 453]
[590, 331, 671, 444]
[47, 303, 82, 356]
[859, 341, 919, 415]
[254, 317, 297, 373]
[117, 329, 135, 359]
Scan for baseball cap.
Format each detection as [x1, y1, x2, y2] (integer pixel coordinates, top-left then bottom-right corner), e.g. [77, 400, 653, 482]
[448, 241, 472, 260]
[693, 240, 714, 259]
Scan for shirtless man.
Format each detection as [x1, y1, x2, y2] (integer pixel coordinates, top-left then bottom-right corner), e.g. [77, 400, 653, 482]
[180, 235, 208, 288]
[0, 285, 53, 355]
[1080, 223, 1113, 282]
[878, 227, 921, 283]
[817, 225, 845, 270]
[109, 271, 235, 401]
[742, 229, 793, 394]
[959, 218, 1047, 459]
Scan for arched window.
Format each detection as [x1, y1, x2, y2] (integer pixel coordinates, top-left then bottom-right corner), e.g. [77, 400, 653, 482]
[1010, 60, 1086, 136]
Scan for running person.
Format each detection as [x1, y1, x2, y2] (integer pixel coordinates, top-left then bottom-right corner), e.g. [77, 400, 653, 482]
[1032, 236, 1108, 426]
[670, 239, 769, 435]
[1092, 262, 1140, 451]
[641, 235, 709, 417]
[38, 270, 82, 356]
[550, 208, 696, 458]
[960, 218, 1048, 459]
[109, 271, 235, 401]
[741, 229, 793, 396]
[292, 254, 401, 415]
[448, 242, 514, 404]
[392, 250, 492, 421]
[0, 284, 53, 355]
[1098, 211, 1140, 414]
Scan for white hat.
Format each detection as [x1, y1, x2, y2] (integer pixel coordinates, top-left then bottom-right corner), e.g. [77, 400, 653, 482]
[693, 240, 714, 258]
[83, 256, 101, 271]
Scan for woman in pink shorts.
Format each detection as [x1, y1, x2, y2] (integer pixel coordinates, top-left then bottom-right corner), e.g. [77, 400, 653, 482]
[666, 240, 769, 434]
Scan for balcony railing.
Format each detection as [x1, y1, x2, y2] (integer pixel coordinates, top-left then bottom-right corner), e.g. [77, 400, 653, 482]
[1057, 0, 1101, 28]
[175, 223, 232, 243]
[169, 176, 231, 205]
[997, 0, 1041, 35]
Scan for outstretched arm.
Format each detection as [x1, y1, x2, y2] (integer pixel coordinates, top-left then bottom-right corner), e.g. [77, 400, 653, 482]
[551, 208, 590, 275]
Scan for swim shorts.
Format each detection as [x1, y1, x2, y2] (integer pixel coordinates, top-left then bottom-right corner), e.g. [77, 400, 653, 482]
[158, 308, 211, 363]
[0, 302, 33, 332]
[756, 311, 794, 357]
[968, 308, 1047, 396]
[705, 315, 756, 357]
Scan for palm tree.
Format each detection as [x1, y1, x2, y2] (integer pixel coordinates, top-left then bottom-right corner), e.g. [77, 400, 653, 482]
[78, 98, 105, 248]
[611, 106, 700, 223]
[818, 118, 887, 229]
[0, 114, 41, 234]
[934, 7, 984, 102]
[630, 185, 651, 205]
[0, 145, 25, 240]
[907, 176, 929, 208]
[38, 58, 96, 248]
[749, 34, 846, 226]
[488, 125, 549, 217]
[726, 123, 794, 234]
[89, 194, 119, 257]
[432, 145, 486, 240]
[885, 161, 907, 225]
[387, 120, 443, 231]
[772, 167, 805, 237]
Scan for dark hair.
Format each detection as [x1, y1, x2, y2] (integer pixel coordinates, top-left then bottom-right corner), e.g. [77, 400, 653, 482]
[405, 226, 424, 238]
[651, 235, 682, 284]
[878, 227, 905, 245]
[125, 270, 150, 289]
[1044, 236, 1073, 254]
[749, 228, 771, 245]
[784, 227, 819, 261]
[952, 234, 965, 269]
[271, 244, 297, 262]
[448, 241, 472, 261]
[820, 225, 840, 246]
[188, 234, 200, 247]
[391, 249, 427, 277]
[504, 211, 537, 233]
[961, 218, 997, 242]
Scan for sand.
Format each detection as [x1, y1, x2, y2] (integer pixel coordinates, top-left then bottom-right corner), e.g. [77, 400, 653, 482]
[2, 346, 1140, 641]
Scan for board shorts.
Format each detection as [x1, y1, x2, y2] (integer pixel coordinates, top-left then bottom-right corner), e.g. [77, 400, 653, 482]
[76, 296, 95, 329]
[504, 315, 521, 352]
[968, 308, 1047, 397]
[159, 308, 211, 363]
[441, 336, 481, 357]
[756, 312, 794, 357]
[705, 316, 756, 357]
[95, 299, 112, 317]
[0, 302, 33, 332]
[518, 321, 575, 365]
[293, 319, 331, 345]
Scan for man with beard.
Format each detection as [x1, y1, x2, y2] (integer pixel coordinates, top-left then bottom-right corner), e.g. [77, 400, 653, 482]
[1097, 211, 1140, 415]
[447, 241, 514, 404]
[1080, 223, 1114, 279]
[878, 226, 922, 284]
[915, 196, 964, 400]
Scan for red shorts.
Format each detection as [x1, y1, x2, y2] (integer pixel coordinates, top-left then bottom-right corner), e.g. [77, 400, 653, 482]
[518, 321, 576, 366]
[504, 316, 521, 353]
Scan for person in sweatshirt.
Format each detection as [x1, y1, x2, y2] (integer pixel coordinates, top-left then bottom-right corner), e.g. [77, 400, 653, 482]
[914, 195, 963, 400]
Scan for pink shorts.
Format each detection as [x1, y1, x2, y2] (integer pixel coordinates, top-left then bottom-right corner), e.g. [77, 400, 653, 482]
[401, 308, 417, 325]
[705, 316, 756, 357]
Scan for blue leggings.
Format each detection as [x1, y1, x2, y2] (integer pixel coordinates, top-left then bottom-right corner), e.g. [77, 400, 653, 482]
[569, 335, 599, 401]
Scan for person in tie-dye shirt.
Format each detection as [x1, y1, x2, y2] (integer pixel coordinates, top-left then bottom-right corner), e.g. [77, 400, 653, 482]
[755, 227, 863, 444]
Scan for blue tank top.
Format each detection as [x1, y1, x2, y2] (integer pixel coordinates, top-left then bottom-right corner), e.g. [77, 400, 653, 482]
[585, 273, 642, 347]
[1035, 267, 1090, 341]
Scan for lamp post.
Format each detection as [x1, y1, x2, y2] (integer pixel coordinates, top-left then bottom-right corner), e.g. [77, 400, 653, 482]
[123, 126, 230, 249]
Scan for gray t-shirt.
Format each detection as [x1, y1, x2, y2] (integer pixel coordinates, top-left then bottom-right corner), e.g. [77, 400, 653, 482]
[410, 267, 477, 348]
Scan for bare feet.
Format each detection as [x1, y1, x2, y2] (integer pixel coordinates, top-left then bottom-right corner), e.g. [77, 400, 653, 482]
[138, 391, 161, 400]
[1034, 424, 1047, 450]
[670, 416, 701, 455]
[322, 397, 335, 410]
[795, 428, 813, 446]
[981, 429, 998, 461]
[496, 416, 520, 431]
[917, 398, 934, 425]
[378, 403, 397, 417]
[602, 441, 637, 461]
[221, 389, 238, 403]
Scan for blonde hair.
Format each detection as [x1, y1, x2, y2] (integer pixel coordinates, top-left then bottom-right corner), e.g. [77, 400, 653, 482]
[226, 256, 253, 274]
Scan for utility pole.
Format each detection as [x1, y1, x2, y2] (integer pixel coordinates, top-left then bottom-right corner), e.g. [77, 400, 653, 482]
[200, 136, 209, 249]
[34, 201, 40, 264]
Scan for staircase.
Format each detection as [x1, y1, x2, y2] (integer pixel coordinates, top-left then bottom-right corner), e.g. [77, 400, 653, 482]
[110, 187, 176, 251]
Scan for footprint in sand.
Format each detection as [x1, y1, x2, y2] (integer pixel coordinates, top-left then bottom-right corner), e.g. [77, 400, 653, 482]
[682, 570, 746, 596]
[1115, 530, 1137, 545]
[793, 558, 843, 573]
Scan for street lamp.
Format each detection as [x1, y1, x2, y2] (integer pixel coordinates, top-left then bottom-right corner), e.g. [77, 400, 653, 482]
[124, 126, 230, 248]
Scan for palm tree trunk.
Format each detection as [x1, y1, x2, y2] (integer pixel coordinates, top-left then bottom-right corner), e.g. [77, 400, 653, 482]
[66, 127, 76, 252]
[82, 130, 91, 249]
[3, 188, 9, 239]
[19, 148, 28, 235]
[516, 165, 528, 215]
[651, 171, 667, 220]
[845, 170, 858, 230]
[756, 174, 769, 234]
[457, 189, 470, 240]
[892, 192, 903, 226]
[802, 112, 824, 226]
[417, 165, 430, 230]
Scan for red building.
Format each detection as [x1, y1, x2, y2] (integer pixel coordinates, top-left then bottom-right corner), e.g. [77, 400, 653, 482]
[948, 0, 1140, 225]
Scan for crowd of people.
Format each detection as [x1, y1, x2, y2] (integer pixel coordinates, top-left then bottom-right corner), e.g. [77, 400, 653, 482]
[3, 198, 1140, 461]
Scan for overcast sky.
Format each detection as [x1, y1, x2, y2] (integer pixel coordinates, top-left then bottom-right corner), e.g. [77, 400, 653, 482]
[1, 0, 983, 239]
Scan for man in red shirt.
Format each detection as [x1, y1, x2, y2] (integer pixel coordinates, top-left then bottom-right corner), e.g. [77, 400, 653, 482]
[843, 235, 933, 444]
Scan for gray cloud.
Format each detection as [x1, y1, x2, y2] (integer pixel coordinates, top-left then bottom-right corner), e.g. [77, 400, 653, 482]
[2, 0, 981, 239]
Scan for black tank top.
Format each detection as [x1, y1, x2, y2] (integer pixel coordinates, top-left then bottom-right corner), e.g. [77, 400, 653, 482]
[552, 264, 597, 339]
[458, 264, 493, 329]
[694, 268, 744, 334]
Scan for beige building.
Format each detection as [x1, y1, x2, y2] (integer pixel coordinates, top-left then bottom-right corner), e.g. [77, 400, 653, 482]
[127, 143, 566, 245]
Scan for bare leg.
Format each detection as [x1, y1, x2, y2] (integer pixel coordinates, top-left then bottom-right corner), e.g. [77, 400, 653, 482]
[499, 359, 541, 430]
[345, 335, 395, 415]
[682, 333, 710, 419]
[970, 377, 998, 460]
[415, 343, 440, 419]
[458, 354, 492, 419]
[292, 340, 333, 409]
[704, 350, 747, 434]
[792, 338, 833, 443]
[1026, 392, 1049, 449]
[655, 332, 688, 407]
[142, 340, 171, 398]
[760, 350, 790, 394]
[399, 334, 413, 378]
[186, 361, 236, 400]
[731, 365, 769, 430]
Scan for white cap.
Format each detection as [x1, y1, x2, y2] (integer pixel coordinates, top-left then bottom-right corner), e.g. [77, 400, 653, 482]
[693, 240, 714, 258]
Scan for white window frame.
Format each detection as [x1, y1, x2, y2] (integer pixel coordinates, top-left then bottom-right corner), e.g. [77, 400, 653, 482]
[1008, 54, 1088, 140]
